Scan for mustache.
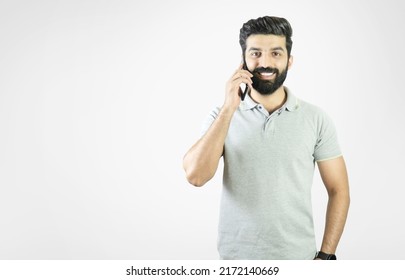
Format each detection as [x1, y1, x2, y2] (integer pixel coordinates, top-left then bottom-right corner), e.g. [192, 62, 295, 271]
[253, 67, 279, 75]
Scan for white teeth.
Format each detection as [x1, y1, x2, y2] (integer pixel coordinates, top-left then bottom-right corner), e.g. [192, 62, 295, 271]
[261, 72, 274, 76]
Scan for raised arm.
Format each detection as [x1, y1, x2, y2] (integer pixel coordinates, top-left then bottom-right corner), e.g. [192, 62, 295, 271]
[183, 64, 252, 187]
[317, 156, 350, 256]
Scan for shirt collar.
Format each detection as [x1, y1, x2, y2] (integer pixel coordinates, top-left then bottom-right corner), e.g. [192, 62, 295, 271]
[284, 87, 300, 112]
[241, 86, 299, 112]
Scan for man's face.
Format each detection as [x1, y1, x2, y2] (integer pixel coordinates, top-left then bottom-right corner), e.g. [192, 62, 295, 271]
[244, 34, 293, 95]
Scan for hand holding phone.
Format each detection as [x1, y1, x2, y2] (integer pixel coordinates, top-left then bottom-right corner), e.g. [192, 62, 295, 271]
[224, 62, 253, 111]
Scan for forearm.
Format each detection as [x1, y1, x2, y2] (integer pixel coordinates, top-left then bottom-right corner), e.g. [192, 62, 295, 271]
[320, 189, 350, 254]
[183, 107, 235, 187]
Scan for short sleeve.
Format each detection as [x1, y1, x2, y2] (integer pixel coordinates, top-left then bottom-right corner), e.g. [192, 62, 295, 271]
[199, 107, 221, 137]
[313, 111, 342, 162]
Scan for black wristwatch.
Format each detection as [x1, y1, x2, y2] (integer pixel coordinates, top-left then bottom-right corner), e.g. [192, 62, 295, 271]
[314, 251, 337, 260]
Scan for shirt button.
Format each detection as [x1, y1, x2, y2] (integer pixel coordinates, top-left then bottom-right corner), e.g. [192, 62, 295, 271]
[258, 106, 262, 109]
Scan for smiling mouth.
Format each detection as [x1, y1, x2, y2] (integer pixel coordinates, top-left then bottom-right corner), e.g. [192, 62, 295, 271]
[258, 72, 276, 79]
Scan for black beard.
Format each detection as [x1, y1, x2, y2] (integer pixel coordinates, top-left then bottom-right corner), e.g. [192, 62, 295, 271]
[251, 66, 288, 96]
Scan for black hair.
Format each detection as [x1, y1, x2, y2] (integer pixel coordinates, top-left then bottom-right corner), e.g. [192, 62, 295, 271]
[239, 16, 293, 57]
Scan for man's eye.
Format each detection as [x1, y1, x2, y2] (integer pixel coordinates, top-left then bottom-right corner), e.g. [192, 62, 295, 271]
[251, 52, 261, 57]
[272, 52, 281, 57]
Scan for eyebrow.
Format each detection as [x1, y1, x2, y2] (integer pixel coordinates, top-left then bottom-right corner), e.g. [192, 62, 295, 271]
[271, 47, 285, 52]
[248, 47, 262, 52]
[248, 47, 285, 52]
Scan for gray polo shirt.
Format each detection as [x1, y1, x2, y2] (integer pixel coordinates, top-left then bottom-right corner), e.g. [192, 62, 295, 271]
[201, 87, 342, 260]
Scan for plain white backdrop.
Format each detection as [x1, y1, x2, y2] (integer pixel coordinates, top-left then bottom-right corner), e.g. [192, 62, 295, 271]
[1, 0, 404, 259]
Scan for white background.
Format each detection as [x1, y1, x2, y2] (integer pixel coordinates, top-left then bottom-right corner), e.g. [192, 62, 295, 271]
[0, 0, 404, 259]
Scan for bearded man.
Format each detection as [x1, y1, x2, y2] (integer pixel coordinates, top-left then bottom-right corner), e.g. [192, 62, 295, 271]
[183, 16, 350, 260]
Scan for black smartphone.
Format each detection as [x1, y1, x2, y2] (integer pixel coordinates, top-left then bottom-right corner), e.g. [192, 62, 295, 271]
[241, 61, 249, 101]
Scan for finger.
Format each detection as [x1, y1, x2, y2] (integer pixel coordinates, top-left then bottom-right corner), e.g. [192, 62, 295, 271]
[247, 80, 254, 90]
[242, 69, 253, 77]
[233, 70, 252, 78]
[232, 73, 253, 84]
[230, 64, 244, 78]
[231, 78, 253, 90]
[234, 69, 253, 79]
[233, 77, 253, 87]
[240, 77, 253, 87]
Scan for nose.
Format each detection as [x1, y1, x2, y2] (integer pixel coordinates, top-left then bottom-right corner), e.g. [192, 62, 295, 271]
[259, 52, 273, 68]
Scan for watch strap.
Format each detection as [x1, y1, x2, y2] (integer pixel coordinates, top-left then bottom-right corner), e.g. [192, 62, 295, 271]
[315, 251, 337, 260]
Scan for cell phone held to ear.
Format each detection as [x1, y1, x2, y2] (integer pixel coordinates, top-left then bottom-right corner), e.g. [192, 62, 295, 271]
[241, 62, 249, 101]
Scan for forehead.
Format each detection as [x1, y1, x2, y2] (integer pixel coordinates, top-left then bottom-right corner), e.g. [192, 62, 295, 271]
[246, 34, 287, 50]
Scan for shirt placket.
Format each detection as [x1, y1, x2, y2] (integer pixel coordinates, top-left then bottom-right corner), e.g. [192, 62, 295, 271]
[256, 105, 284, 134]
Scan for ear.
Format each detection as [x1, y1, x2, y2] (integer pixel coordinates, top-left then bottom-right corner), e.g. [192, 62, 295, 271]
[287, 55, 293, 70]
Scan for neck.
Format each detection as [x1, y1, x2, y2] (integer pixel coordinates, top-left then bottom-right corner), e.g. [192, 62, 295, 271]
[250, 86, 287, 114]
